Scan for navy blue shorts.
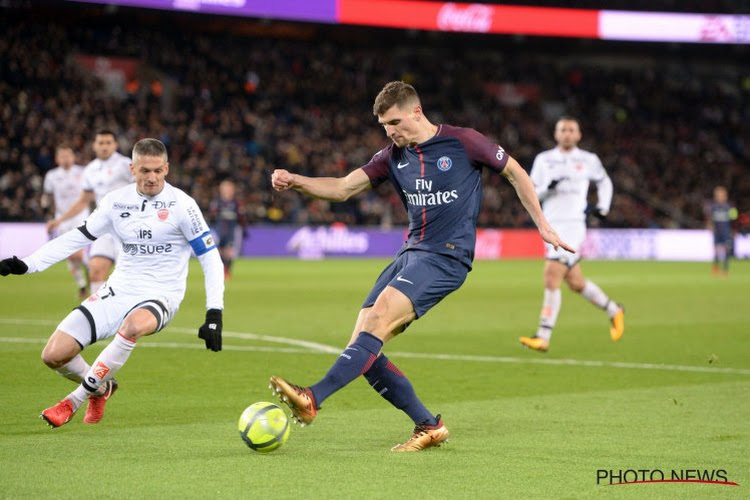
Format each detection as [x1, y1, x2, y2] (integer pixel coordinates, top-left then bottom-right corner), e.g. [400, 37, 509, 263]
[714, 233, 731, 245]
[362, 250, 469, 318]
[216, 224, 237, 249]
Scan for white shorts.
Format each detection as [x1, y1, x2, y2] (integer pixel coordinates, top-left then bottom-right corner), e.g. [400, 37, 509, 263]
[546, 220, 586, 268]
[89, 233, 120, 263]
[56, 284, 180, 348]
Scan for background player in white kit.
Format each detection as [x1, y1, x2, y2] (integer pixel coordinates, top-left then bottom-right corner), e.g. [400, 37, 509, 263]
[0, 138, 225, 428]
[47, 130, 133, 294]
[519, 117, 625, 352]
[42, 145, 90, 298]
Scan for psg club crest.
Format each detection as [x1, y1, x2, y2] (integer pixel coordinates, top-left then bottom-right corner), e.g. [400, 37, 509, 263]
[157, 208, 169, 221]
[437, 156, 453, 171]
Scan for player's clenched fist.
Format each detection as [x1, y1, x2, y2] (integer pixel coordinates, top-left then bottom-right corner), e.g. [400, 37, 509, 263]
[271, 169, 295, 191]
[0, 256, 28, 276]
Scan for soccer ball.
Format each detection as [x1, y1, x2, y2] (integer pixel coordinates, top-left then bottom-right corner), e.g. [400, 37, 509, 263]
[238, 402, 290, 453]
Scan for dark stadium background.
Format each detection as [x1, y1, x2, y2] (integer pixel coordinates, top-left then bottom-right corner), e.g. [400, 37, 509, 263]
[1, 0, 748, 232]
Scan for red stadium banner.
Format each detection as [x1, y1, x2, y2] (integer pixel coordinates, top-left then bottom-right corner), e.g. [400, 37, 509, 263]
[338, 0, 599, 38]
[474, 229, 545, 260]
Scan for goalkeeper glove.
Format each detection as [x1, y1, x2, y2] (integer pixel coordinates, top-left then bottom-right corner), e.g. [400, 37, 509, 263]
[198, 309, 223, 352]
[0, 256, 28, 276]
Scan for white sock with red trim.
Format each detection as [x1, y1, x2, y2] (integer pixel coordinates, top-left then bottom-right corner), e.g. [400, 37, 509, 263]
[66, 333, 136, 410]
[55, 355, 90, 383]
[535, 288, 561, 341]
[581, 280, 619, 317]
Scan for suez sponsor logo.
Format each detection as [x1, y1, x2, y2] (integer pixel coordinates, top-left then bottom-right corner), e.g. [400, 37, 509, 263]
[436, 3, 494, 33]
[121, 243, 173, 255]
[403, 178, 458, 207]
[597, 468, 738, 486]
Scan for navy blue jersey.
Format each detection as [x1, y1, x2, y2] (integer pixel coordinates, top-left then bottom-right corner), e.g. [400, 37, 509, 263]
[209, 197, 241, 246]
[362, 124, 508, 268]
[710, 202, 732, 240]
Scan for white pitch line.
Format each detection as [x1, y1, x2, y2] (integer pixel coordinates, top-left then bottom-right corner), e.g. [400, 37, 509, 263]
[1, 318, 749, 376]
[0, 337, 317, 354]
[167, 326, 339, 353]
[0, 318, 338, 353]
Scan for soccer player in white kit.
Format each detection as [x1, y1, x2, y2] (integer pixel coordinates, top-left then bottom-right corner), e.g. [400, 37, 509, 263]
[47, 131, 133, 295]
[0, 139, 225, 428]
[42, 145, 90, 298]
[519, 117, 625, 352]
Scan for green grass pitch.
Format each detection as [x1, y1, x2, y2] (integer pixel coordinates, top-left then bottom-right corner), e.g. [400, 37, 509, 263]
[0, 258, 748, 498]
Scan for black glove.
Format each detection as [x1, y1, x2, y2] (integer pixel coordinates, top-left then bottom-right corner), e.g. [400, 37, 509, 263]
[198, 309, 223, 352]
[585, 204, 607, 220]
[547, 177, 566, 190]
[0, 256, 28, 276]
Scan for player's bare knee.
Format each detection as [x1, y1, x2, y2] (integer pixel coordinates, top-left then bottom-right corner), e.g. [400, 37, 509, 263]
[543, 273, 560, 289]
[119, 311, 157, 341]
[361, 309, 385, 333]
[89, 268, 107, 282]
[567, 279, 585, 293]
[41, 348, 67, 369]
[116, 325, 140, 342]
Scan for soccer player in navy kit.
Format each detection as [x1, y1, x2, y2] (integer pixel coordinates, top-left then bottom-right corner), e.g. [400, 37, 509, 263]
[707, 186, 737, 277]
[209, 179, 244, 278]
[270, 81, 572, 451]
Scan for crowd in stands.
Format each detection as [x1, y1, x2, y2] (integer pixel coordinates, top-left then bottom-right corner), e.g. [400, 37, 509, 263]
[1, 5, 748, 233]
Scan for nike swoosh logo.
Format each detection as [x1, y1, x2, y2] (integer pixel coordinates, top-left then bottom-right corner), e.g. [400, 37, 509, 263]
[397, 161, 409, 169]
[396, 276, 414, 285]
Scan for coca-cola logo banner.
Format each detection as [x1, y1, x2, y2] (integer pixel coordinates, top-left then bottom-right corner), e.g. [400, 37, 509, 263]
[437, 3, 493, 33]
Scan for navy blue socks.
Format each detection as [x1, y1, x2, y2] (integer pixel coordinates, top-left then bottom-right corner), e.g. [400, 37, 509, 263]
[363, 354, 437, 425]
[310, 332, 383, 406]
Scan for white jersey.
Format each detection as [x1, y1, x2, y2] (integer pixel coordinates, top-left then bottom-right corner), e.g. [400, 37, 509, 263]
[82, 152, 133, 204]
[24, 182, 224, 310]
[530, 146, 613, 223]
[43, 165, 89, 221]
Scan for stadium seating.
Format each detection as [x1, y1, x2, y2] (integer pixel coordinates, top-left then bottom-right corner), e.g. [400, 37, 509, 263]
[1, 7, 747, 231]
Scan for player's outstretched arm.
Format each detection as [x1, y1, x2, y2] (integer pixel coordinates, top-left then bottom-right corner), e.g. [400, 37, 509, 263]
[4, 227, 95, 276]
[47, 191, 95, 232]
[501, 157, 575, 253]
[272, 168, 372, 202]
[196, 249, 224, 352]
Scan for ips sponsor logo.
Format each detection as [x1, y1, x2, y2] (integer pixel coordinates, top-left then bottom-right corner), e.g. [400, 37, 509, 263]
[121, 243, 173, 255]
[134, 227, 152, 240]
